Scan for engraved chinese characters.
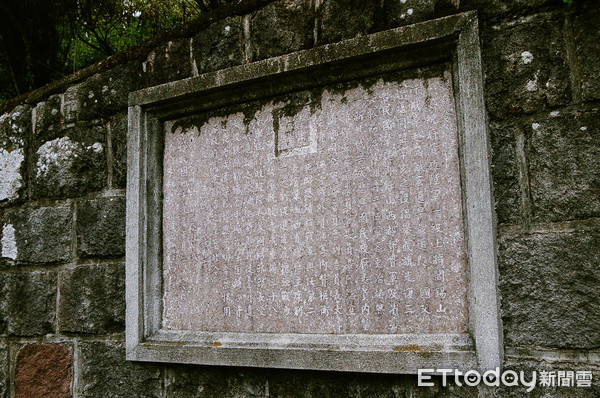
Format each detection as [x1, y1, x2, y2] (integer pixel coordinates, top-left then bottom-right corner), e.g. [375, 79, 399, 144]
[162, 68, 469, 334]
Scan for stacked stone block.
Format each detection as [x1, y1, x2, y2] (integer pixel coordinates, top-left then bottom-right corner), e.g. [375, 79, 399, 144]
[0, 0, 598, 396]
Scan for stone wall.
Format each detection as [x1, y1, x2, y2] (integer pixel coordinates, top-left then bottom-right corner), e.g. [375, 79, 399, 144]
[0, 0, 599, 396]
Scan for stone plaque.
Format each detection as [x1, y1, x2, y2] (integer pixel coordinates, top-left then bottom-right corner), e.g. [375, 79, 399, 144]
[162, 68, 468, 335]
[126, 12, 502, 374]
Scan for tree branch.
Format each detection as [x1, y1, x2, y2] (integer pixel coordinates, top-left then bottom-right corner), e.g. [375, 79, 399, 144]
[76, 32, 104, 53]
[195, 0, 210, 13]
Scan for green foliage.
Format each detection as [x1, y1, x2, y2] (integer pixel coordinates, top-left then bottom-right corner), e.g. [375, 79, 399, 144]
[0, 0, 231, 101]
[66, 0, 203, 69]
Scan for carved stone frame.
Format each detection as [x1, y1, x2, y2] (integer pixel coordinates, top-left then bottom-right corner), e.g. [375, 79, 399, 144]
[126, 11, 503, 373]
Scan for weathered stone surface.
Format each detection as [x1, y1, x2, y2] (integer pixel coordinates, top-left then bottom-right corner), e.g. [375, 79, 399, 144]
[320, 0, 382, 44]
[192, 17, 245, 75]
[384, 0, 437, 29]
[165, 366, 268, 397]
[32, 122, 106, 199]
[482, 15, 571, 119]
[143, 38, 192, 87]
[162, 70, 469, 334]
[0, 342, 7, 398]
[91, 62, 143, 117]
[251, 0, 314, 61]
[58, 262, 125, 333]
[61, 82, 83, 124]
[109, 112, 127, 188]
[77, 197, 125, 257]
[0, 271, 57, 336]
[165, 365, 481, 397]
[14, 343, 71, 398]
[498, 229, 600, 349]
[0, 105, 31, 206]
[459, 0, 555, 20]
[571, 7, 600, 101]
[63, 62, 142, 122]
[1, 205, 72, 264]
[267, 371, 401, 397]
[79, 341, 161, 398]
[33, 94, 62, 134]
[490, 120, 522, 225]
[526, 110, 600, 222]
[0, 1, 598, 394]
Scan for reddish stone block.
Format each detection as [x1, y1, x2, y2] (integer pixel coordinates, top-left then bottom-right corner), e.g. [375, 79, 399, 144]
[15, 344, 72, 398]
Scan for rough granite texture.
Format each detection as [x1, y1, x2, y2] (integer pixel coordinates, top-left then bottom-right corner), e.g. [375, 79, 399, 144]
[498, 230, 600, 349]
[192, 16, 246, 74]
[58, 262, 125, 334]
[489, 120, 521, 225]
[0, 105, 31, 206]
[109, 112, 128, 189]
[164, 365, 484, 397]
[383, 0, 440, 30]
[1, 205, 72, 264]
[0, 271, 57, 336]
[251, 0, 314, 60]
[33, 94, 62, 134]
[0, 342, 6, 398]
[319, 0, 383, 44]
[0, 0, 598, 396]
[571, 7, 600, 101]
[32, 122, 107, 199]
[482, 13, 571, 119]
[143, 38, 193, 87]
[63, 62, 142, 122]
[76, 197, 126, 257]
[458, 0, 557, 19]
[526, 109, 600, 223]
[79, 341, 162, 398]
